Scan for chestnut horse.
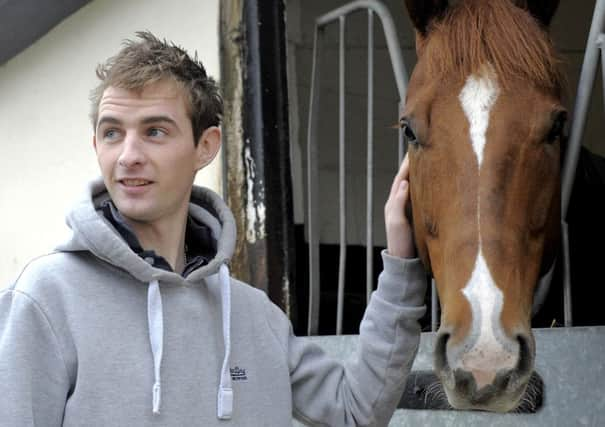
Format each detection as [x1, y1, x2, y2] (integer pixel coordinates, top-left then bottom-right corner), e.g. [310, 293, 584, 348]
[402, 0, 565, 412]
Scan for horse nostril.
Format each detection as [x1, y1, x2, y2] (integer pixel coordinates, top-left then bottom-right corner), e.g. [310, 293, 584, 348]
[434, 332, 450, 373]
[454, 369, 474, 394]
[496, 369, 513, 390]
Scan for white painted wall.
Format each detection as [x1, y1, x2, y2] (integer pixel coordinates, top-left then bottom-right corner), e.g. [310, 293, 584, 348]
[0, 0, 220, 287]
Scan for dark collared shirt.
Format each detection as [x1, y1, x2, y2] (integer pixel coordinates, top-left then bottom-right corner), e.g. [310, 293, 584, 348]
[101, 200, 216, 277]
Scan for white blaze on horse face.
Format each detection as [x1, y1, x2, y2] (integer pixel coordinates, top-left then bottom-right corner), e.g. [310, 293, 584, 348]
[456, 69, 518, 389]
[459, 249, 518, 388]
[459, 70, 499, 167]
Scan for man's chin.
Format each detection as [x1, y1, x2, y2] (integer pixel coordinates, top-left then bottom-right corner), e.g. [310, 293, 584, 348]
[112, 202, 156, 224]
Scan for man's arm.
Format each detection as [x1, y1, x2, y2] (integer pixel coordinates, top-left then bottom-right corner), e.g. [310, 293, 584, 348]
[287, 155, 427, 426]
[288, 256, 425, 426]
[0, 288, 70, 426]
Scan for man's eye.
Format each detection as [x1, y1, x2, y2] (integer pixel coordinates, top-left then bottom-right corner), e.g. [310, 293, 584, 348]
[148, 128, 166, 138]
[103, 129, 120, 140]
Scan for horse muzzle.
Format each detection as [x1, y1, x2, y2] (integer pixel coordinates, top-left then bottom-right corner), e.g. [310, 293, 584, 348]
[433, 330, 536, 412]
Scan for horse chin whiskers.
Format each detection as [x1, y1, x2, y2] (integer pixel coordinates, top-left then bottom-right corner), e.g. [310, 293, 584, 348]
[437, 370, 543, 413]
[423, 379, 452, 410]
[512, 372, 544, 413]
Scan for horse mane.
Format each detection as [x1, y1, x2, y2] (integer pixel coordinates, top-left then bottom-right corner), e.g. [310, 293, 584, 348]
[422, 0, 565, 95]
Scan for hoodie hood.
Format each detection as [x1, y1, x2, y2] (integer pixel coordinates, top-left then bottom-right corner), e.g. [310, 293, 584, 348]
[56, 177, 236, 418]
[56, 177, 236, 284]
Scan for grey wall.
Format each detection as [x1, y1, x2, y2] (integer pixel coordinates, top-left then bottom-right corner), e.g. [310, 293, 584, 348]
[286, 0, 603, 246]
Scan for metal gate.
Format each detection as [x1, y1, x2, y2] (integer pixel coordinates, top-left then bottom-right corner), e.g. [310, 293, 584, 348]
[306, 0, 413, 336]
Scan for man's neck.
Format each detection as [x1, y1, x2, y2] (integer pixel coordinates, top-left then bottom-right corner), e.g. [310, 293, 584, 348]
[126, 207, 189, 273]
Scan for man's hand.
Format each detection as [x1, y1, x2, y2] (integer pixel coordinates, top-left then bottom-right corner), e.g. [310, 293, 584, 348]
[384, 154, 415, 258]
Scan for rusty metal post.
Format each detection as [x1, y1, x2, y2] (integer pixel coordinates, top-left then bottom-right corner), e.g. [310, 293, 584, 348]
[219, 0, 296, 317]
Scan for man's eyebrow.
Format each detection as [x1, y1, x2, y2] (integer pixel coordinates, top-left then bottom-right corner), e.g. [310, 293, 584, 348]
[96, 116, 122, 129]
[141, 116, 179, 127]
[96, 115, 180, 130]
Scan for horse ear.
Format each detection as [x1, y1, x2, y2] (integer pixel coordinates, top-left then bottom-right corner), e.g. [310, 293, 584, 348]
[516, 0, 560, 27]
[404, 0, 449, 36]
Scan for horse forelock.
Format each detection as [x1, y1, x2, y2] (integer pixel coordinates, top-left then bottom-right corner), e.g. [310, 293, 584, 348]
[421, 0, 565, 97]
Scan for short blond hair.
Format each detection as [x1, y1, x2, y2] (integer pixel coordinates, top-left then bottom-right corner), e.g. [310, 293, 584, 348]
[90, 31, 222, 145]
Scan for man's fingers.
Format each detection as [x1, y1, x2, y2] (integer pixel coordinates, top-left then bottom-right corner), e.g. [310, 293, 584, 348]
[386, 179, 409, 216]
[394, 180, 410, 207]
[385, 154, 414, 258]
[399, 179, 409, 195]
[396, 154, 410, 181]
[389, 154, 410, 198]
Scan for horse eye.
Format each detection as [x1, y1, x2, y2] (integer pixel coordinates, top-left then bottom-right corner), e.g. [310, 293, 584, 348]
[546, 111, 567, 144]
[400, 119, 418, 144]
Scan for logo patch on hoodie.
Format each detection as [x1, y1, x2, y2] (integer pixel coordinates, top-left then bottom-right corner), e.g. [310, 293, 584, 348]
[230, 366, 248, 381]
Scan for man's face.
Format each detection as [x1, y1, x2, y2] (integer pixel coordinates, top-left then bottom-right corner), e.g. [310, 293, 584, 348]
[94, 80, 211, 225]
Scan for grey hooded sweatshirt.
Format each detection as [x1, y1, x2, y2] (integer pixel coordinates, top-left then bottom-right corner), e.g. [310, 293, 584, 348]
[0, 178, 427, 427]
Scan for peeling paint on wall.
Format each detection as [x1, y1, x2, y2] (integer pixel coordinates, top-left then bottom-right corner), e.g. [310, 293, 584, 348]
[221, 0, 250, 285]
[244, 143, 266, 243]
[282, 274, 291, 318]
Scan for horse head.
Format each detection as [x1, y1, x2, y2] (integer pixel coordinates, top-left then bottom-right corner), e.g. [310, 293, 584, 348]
[403, 0, 564, 412]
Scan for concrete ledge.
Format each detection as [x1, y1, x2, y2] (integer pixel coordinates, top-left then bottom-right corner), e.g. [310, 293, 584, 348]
[293, 326, 605, 426]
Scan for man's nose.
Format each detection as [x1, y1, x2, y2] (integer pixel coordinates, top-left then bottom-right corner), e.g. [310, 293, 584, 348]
[118, 133, 146, 168]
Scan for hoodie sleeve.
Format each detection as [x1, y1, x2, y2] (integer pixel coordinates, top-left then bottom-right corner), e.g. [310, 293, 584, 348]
[285, 251, 426, 427]
[0, 288, 70, 426]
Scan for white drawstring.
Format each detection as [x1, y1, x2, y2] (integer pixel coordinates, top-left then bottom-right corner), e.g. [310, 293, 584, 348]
[147, 279, 163, 414]
[215, 264, 233, 420]
[145, 264, 232, 419]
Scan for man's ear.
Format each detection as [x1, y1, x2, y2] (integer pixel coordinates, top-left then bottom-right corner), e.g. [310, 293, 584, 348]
[195, 126, 222, 170]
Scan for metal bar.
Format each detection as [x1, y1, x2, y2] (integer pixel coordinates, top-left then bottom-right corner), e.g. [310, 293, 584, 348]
[366, 10, 374, 305]
[560, 0, 605, 325]
[314, 0, 408, 100]
[337, 16, 347, 335]
[240, 0, 296, 311]
[562, 221, 573, 327]
[599, 34, 605, 110]
[306, 0, 410, 335]
[562, 0, 605, 217]
[306, 26, 323, 336]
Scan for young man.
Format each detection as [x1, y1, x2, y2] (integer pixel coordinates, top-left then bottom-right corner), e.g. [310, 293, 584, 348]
[0, 32, 425, 426]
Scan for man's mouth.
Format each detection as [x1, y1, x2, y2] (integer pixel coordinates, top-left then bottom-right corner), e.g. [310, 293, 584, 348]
[118, 179, 153, 187]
